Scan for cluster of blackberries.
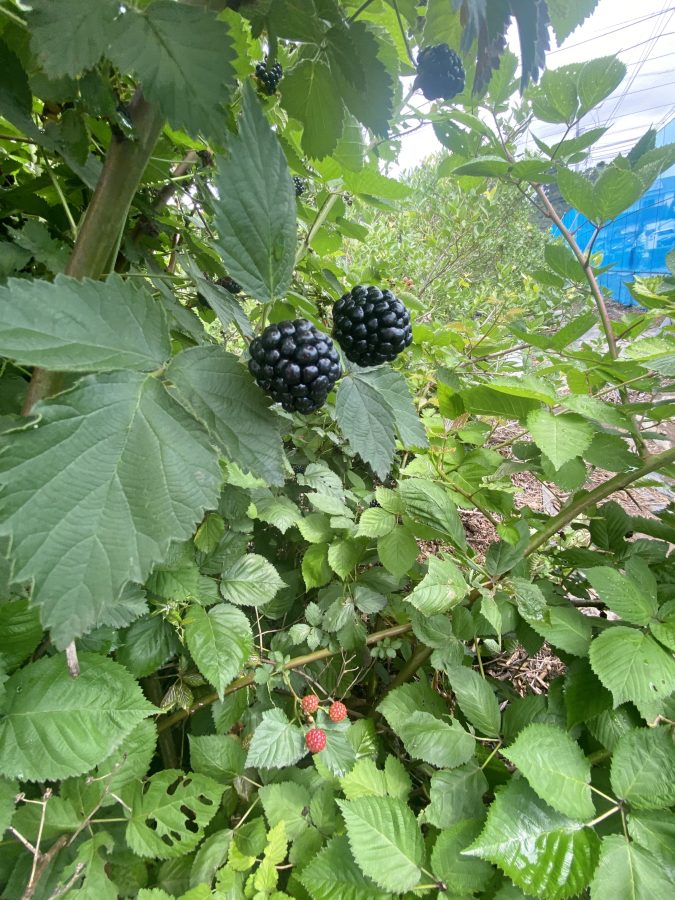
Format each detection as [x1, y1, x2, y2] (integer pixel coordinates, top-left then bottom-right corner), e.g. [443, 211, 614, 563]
[414, 44, 465, 101]
[248, 319, 342, 414]
[217, 275, 242, 294]
[332, 285, 412, 367]
[293, 176, 306, 197]
[255, 60, 283, 95]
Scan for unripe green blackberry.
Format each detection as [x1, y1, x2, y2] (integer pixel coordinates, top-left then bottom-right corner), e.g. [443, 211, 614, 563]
[255, 60, 283, 95]
[332, 285, 412, 367]
[415, 44, 465, 101]
[248, 319, 342, 414]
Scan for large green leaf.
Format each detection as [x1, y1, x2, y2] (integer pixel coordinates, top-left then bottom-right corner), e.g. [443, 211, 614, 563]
[406, 556, 468, 615]
[465, 779, 600, 900]
[593, 166, 645, 222]
[399, 478, 467, 550]
[589, 626, 675, 711]
[0, 775, 17, 838]
[584, 567, 657, 626]
[220, 554, 285, 607]
[281, 59, 344, 159]
[109, 2, 235, 141]
[0, 275, 170, 372]
[396, 712, 475, 769]
[124, 769, 222, 859]
[0, 40, 41, 142]
[166, 346, 285, 486]
[0, 653, 155, 781]
[627, 810, 675, 868]
[299, 834, 389, 900]
[184, 603, 252, 698]
[548, 1, 600, 44]
[338, 796, 425, 893]
[527, 411, 593, 469]
[447, 667, 501, 737]
[524, 605, 592, 657]
[29, 0, 119, 78]
[245, 708, 306, 770]
[577, 57, 626, 117]
[0, 372, 221, 647]
[189, 734, 246, 783]
[590, 835, 674, 900]
[213, 83, 296, 302]
[336, 375, 396, 479]
[503, 724, 595, 820]
[356, 367, 427, 447]
[610, 726, 675, 811]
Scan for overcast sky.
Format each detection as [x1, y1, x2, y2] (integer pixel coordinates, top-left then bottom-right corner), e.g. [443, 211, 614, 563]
[396, 0, 675, 170]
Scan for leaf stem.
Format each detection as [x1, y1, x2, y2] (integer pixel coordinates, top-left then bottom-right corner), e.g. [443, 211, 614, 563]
[586, 805, 621, 828]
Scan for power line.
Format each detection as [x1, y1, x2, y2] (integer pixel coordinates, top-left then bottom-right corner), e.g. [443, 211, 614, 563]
[549, 7, 675, 53]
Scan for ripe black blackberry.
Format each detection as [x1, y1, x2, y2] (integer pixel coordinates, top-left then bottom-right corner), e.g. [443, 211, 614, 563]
[255, 60, 283, 95]
[414, 44, 465, 101]
[248, 319, 342, 414]
[218, 275, 242, 294]
[293, 176, 306, 197]
[332, 285, 412, 367]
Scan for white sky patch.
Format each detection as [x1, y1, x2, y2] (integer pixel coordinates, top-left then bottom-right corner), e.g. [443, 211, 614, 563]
[395, 0, 675, 172]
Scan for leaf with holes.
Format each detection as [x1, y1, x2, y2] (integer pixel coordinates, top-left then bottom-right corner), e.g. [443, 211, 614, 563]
[123, 769, 222, 859]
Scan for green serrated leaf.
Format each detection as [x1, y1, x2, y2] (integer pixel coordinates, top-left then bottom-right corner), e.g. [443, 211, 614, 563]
[583, 567, 657, 626]
[213, 83, 295, 301]
[0, 275, 170, 372]
[589, 626, 675, 712]
[109, 2, 234, 141]
[447, 667, 501, 737]
[184, 603, 252, 697]
[245, 708, 306, 769]
[0, 372, 221, 647]
[338, 796, 425, 893]
[590, 834, 673, 900]
[465, 779, 600, 900]
[503, 724, 595, 820]
[377, 525, 418, 578]
[406, 556, 468, 615]
[610, 725, 675, 810]
[432, 819, 493, 896]
[399, 478, 466, 550]
[220, 554, 285, 607]
[527, 411, 594, 470]
[0, 653, 155, 781]
[423, 764, 488, 829]
[167, 346, 285, 486]
[356, 507, 396, 539]
[299, 834, 389, 900]
[281, 59, 344, 160]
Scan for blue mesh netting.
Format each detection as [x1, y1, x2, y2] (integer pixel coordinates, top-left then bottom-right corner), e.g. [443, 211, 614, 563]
[552, 118, 675, 306]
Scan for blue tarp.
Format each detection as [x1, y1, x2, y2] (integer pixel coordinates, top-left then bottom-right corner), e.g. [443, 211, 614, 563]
[554, 118, 675, 306]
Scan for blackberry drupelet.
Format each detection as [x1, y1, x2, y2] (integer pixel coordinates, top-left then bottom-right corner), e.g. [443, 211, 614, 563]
[248, 319, 342, 414]
[293, 176, 306, 197]
[414, 44, 465, 101]
[255, 60, 283, 95]
[332, 285, 412, 367]
[217, 275, 242, 294]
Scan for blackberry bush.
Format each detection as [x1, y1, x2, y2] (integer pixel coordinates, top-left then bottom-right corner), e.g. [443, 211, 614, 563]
[248, 319, 342, 414]
[414, 44, 465, 101]
[332, 285, 412, 366]
[255, 59, 283, 95]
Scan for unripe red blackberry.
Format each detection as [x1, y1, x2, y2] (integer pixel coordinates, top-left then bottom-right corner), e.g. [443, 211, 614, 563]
[301, 694, 320, 715]
[248, 319, 342, 414]
[305, 727, 327, 753]
[332, 285, 412, 367]
[414, 44, 465, 101]
[329, 700, 347, 722]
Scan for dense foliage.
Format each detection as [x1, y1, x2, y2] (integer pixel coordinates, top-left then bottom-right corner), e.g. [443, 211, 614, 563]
[0, 1, 674, 899]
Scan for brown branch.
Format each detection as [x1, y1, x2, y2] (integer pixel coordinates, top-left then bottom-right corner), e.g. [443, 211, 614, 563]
[22, 835, 68, 900]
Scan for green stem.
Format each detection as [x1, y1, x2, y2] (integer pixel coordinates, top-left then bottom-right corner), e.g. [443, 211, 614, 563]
[21, 91, 163, 415]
